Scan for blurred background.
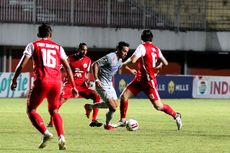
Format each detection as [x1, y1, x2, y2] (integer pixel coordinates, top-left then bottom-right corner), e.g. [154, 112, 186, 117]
[0, 0, 230, 98]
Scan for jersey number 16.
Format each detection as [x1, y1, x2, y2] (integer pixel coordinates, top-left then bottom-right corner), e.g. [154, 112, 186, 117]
[41, 48, 57, 68]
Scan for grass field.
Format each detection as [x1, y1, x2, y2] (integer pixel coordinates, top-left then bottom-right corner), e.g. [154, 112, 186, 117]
[0, 98, 230, 153]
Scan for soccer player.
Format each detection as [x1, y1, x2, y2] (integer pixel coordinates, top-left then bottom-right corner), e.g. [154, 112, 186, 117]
[115, 30, 183, 130]
[84, 41, 135, 130]
[10, 23, 78, 150]
[47, 43, 103, 127]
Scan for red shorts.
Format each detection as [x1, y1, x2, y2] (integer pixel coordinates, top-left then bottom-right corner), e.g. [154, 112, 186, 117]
[126, 78, 160, 100]
[27, 79, 61, 111]
[62, 83, 100, 100]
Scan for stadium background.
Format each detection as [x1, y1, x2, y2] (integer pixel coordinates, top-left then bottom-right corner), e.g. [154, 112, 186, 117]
[0, 0, 230, 98]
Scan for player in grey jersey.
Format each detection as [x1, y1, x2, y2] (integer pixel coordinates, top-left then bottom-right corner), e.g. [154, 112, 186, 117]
[84, 42, 136, 130]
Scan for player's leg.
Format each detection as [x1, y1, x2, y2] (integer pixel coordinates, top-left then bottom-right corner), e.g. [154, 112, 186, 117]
[27, 81, 53, 148]
[80, 88, 103, 127]
[117, 88, 133, 126]
[47, 98, 67, 127]
[47, 85, 71, 127]
[104, 98, 118, 131]
[84, 88, 109, 119]
[47, 84, 66, 150]
[92, 85, 117, 130]
[146, 80, 182, 130]
[116, 80, 140, 127]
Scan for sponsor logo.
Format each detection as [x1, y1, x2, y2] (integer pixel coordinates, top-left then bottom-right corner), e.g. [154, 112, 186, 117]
[83, 63, 88, 68]
[198, 80, 207, 95]
[168, 80, 175, 94]
[119, 79, 126, 92]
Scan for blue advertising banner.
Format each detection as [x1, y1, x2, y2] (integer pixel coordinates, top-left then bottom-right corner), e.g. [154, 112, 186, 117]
[158, 75, 193, 98]
[114, 74, 193, 99]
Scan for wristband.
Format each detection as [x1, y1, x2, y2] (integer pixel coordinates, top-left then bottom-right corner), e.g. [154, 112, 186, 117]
[95, 79, 100, 82]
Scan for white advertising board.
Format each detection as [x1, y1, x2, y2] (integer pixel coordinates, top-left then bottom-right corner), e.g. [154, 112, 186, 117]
[193, 76, 230, 98]
[0, 73, 30, 97]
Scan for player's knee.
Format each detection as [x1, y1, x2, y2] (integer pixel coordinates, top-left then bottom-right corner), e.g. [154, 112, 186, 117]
[150, 97, 163, 111]
[109, 107, 116, 112]
[26, 108, 35, 115]
[154, 105, 162, 111]
[48, 109, 58, 115]
[108, 103, 117, 112]
[120, 94, 128, 102]
[91, 92, 100, 103]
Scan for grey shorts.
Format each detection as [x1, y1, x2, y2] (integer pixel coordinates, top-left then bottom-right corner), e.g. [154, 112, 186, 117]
[96, 85, 118, 102]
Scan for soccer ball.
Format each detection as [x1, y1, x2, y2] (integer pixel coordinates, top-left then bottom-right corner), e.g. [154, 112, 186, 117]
[126, 119, 139, 131]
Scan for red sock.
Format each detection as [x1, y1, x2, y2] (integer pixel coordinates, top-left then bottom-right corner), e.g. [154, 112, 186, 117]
[52, 113, 64, 137]
[92, 95, 100, 121]
[92, 108, 99, 121]
[28, 111, 46, 134]
[162, 104, 176, 117]
[120, 99, 128, 119]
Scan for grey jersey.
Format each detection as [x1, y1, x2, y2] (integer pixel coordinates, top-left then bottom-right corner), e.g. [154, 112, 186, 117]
[96, 52, 122, 86]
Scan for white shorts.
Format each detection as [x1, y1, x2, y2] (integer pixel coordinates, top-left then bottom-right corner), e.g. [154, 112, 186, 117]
[96, 85, 118, 102]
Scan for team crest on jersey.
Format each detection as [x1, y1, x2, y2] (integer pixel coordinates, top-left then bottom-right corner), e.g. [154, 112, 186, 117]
[83, 63, 88, 68]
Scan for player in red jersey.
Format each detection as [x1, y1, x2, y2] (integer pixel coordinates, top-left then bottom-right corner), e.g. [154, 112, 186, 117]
[115, 30, 182, 130]
[10, 23, 78, 150]
[47, 43, 103, 127]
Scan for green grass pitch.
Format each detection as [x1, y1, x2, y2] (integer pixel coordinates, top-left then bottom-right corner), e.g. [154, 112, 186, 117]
[0, 98, 230, 153]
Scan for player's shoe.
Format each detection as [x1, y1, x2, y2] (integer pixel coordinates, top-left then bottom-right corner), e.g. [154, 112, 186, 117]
[58, 137, 66, 150]
[113, 120, 127, 128]
[175, 112, 182, 130]
[104, 124, 116, 131]
[38, 132, 53, 149]
[84, 104, 92, 118]
[89, 120, 103, 127]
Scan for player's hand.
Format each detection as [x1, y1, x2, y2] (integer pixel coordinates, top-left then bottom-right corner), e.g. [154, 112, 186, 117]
[130, 69, 137, 75]
[154, 70, 159, 77]
[10, 80, 17, 91]
[72, 87, 79, 98]
[95, 80, 102, 88]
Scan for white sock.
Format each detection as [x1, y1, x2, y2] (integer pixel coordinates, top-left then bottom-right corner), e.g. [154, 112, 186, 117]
[44, 130, 51, 136]
[59, 135, 65, 141]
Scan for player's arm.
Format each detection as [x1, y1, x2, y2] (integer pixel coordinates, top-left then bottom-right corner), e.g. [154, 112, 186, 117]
[62, 59, 79, 97]
[120, 65, 137, 75]
[156, 50, 168, 70]
[92, 62, 102, 88]
[84, 60, 91, 87]
[11, 54, 30, 90]
[121, 44, 143, 67]
[60, 47, 79, 97]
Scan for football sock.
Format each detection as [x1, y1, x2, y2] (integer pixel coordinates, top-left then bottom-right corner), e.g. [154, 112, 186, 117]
[120, 99, 128, 119]
[92, 107, 99, 121]
[52, 113, 64, 137]
[162, 104, 177, 117]
[28, 111, 46, 134]
[105, 111, 114, 125]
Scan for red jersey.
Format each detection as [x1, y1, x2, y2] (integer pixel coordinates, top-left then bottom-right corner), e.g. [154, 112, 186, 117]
[24, 38, 67, 83]
[64, 54, 91, 86]
[133, 42, 161, 81]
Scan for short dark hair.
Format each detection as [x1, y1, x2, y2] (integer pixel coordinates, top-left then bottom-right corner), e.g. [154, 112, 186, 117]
[141, 29, 153, 42]
[37, 23, 52, 38]
[78, 43, 87, 50]
[116, 41, 129, 51]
